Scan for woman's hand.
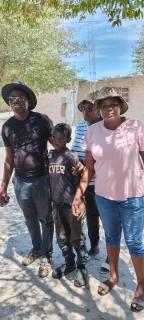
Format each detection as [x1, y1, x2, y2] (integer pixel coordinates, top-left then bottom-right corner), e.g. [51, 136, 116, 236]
[72, 194, 82, 215]
[76, 201, 86, 221]
[72, 194, 85, 220]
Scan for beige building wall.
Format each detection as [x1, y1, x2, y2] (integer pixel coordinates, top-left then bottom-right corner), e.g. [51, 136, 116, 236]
[36, 87, 78, 125]
[77, 75, 144, 121]
[35, 75, 144, 125]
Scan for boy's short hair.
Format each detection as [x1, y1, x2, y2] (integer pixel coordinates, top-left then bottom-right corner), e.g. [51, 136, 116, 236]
[54, 123, 72, 141]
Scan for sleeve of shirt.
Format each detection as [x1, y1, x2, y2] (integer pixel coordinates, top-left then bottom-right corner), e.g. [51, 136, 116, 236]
[71, 122, 87, 149]
[67, 152, 80, 187]
[71, 124, 78, 148]
[83, 127, 92, 151]
[137, 121, 144, 151]
[71, 123, 82, 151]
[1, 124, 11, 147]
[68, 151, 79, 169]
[41, 114, 54, 137]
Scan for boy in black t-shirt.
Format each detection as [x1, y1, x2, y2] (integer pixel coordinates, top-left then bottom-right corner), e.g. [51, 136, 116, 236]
[49, 123, 88, 287]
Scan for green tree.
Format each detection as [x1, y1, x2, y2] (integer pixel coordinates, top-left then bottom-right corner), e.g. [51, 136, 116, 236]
[133, 25, 144, 73]
[0, 97, 9, 112]
[0, 16, 82, 92]
[0, 1, 143, 26]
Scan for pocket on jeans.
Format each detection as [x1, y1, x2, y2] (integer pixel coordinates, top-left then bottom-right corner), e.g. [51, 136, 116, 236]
[127, 197, 144, 210]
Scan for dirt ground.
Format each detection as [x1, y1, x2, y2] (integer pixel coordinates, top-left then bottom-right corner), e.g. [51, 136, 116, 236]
[0, 115, 143, 319]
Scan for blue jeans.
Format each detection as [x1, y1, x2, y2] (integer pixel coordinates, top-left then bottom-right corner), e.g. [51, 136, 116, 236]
[95, 195, 144, 256]
[13, 175, 54, 257]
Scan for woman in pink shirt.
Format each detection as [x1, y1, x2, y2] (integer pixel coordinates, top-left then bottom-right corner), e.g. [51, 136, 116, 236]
[72, 88, 144, 312]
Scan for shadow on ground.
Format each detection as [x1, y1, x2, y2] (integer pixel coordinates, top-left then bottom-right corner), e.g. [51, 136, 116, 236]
[0, 185, 141, 320]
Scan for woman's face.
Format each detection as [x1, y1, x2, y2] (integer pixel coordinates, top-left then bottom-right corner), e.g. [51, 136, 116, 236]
[99, 98, 121, 121]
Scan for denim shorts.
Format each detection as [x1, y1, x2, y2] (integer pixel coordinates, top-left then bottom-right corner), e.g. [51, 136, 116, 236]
[95, 195, 144, 256]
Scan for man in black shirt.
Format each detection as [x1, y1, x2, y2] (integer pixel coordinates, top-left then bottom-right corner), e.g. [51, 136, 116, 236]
[0, 81, 54, 278]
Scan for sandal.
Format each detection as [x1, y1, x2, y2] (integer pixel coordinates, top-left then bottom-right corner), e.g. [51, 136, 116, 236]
[99, 262, 110, 274]
[98, 279, 115, 296]
[131, 298, 144, 312]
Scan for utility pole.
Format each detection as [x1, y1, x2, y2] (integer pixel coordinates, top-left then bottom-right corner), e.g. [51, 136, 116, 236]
[88, 24, 96, 95]
[71, 81, 78, 126]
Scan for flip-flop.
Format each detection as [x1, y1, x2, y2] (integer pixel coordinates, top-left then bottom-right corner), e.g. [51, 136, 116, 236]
[98, 279, 115, 296]
[131, 297, 144, 312]
[99, 262, 110, 274]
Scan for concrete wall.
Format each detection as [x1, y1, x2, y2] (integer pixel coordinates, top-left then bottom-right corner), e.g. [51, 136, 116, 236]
[77, 75, 144, 121]
[34, 75, 144, 125]
[36, 88, 78, 125]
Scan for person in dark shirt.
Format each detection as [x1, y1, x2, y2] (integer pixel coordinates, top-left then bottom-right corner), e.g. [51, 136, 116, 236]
[49, 123, 88, 287]
[0, 81, 54, 278]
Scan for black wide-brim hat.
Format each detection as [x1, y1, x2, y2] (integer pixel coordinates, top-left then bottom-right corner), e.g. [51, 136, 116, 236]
[1, 81, 37, 110]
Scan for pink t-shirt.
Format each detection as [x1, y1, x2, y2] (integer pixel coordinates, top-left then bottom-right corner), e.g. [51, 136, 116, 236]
[84, 119, 144, 201]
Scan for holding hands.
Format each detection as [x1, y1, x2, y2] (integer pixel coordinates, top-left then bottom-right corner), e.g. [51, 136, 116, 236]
[72, 194, 86, 221]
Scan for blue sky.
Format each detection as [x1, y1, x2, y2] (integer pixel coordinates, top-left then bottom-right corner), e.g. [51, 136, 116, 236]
[64, 12, 144, 80]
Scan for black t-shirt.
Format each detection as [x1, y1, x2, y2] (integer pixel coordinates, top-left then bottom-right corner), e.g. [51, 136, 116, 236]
[49, 148, 79, 205]
[1, 111, 54, 179]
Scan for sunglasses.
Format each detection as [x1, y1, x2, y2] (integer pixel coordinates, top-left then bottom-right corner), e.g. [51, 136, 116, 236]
[8, 96, 28, 104]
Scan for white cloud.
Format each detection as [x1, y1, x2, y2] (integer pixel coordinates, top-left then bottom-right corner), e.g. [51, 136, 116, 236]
[94, 44, 114, 49]
[71, 52, 108, 63]
[119, 54, 132, 60]
[121, 20, 144, 29]
[98, 69, 132, 78]
[95, 31, 141, 41]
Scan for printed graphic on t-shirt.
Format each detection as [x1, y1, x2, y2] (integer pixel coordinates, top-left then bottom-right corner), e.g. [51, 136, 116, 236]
[48, 149, 79, 204]
[49, 164, 65, 175]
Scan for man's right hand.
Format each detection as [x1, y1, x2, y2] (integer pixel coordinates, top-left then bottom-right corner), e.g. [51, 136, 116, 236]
[0, 188, 9, 207]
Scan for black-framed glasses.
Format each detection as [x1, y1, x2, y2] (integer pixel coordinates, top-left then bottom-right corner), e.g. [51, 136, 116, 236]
[8, 96, 28, 104]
